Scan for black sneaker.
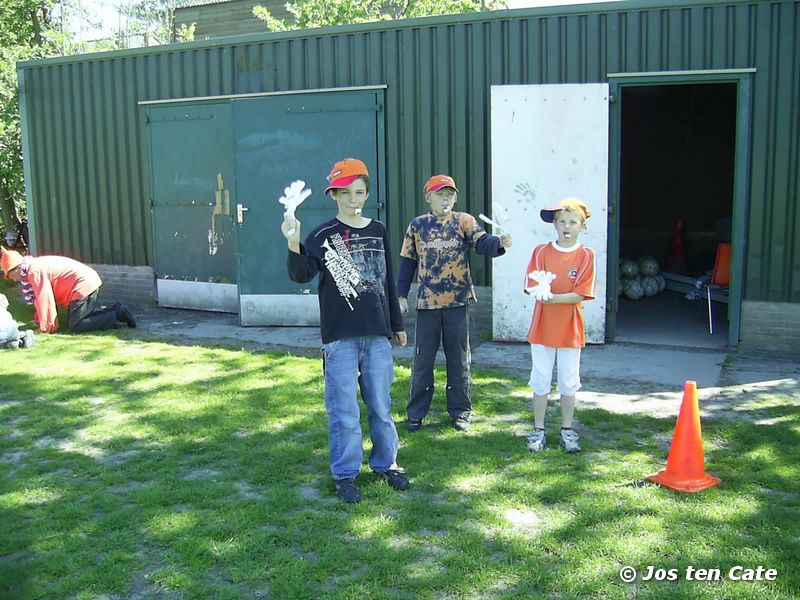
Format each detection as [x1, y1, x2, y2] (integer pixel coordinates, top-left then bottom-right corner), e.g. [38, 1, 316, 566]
[21, 330, 35, 349]
[116, 305, 137, 328]
[406, 418, 423, 432]
[453, 417, 471, 431]
[378, 469, 411, 491]
[333, 477, 362, 503]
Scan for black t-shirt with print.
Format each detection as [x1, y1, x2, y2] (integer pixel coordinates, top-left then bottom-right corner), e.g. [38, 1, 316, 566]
[288, 218, 404, 344]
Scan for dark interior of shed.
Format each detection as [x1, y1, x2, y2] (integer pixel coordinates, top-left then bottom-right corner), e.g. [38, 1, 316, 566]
[615, 82, 737, 348]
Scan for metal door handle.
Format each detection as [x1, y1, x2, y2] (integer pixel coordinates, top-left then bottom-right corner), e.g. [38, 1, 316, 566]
[237, 204, 249, 224]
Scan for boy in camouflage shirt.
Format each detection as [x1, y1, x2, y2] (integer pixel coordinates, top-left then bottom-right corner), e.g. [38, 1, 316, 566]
[397, 175, 512, 432]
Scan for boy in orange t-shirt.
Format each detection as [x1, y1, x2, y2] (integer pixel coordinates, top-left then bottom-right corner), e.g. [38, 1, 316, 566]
[523, 198, 596, 453]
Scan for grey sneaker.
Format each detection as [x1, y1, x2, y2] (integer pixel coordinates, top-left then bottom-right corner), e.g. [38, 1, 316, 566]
[560, 428, 581, 453]
[21, 330, 35, 349]
[406, 418, 423, 432]
[377, 469, 411, 491]
[333, 477, 362, 503]
[453, 417, 471, 432]
[527, 428, 546, 452]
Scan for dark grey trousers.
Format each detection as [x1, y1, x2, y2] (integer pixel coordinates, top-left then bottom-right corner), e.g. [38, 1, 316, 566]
[68, 289, 119, 333]
[407, 305, 471, 421]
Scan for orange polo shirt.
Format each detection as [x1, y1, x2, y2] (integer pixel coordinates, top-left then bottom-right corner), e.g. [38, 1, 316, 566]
[23, 256, 102, 333]
[525, 242, 596, 348]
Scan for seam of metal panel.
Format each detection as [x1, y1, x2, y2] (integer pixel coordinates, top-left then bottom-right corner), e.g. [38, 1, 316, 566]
[608, 68, 757, 77]
[16, 69, 37, 254]
[137, 85, 388, 105]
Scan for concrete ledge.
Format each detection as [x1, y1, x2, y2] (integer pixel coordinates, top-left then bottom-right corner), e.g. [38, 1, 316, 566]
[157, 279, 238, 313]
[740, 300, 800, 356]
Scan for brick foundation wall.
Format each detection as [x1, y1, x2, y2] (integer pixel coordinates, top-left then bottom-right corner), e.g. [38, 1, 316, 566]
[91, 264, 155, 306]
[739, 301, 800, 355]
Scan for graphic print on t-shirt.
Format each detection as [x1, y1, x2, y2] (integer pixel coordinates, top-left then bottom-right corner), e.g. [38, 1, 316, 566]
[322, 230, 387, 310]
[322, 233, 362, 309]
[400, 213, 485, 309]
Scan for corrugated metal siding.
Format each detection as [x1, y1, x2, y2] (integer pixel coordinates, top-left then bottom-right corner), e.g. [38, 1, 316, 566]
[17, 0, 800, 297]
[174, 0, 292, 40]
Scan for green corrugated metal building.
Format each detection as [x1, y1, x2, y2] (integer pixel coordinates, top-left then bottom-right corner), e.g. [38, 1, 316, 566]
[174, 0, 293, 40]
[16, 0, 800, 349]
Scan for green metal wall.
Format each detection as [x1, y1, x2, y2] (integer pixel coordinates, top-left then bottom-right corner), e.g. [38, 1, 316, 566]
[17, 0, 800, 298]
[174, 0, 293, 40]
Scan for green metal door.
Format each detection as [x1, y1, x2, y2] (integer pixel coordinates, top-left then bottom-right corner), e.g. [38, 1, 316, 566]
[233, 90, 384, 326]
[146, 102, 239, 312]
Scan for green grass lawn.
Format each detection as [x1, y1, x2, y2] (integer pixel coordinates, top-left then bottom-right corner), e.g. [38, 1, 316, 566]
[1, 282, 798, 599]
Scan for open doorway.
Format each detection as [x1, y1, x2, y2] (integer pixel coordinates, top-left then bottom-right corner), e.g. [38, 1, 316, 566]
[615, 82, 737, 348]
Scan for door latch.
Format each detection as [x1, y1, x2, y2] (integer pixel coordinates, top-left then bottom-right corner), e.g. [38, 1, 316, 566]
[237, 204, 249, 224]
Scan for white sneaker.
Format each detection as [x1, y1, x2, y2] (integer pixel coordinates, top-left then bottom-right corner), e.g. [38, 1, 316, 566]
[527, 429, 546, 452]
[560, 428, 581, 453]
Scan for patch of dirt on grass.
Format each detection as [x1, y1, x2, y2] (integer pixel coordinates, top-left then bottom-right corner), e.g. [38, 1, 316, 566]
[34, 436, 62, 449]
[234, 481, 265, 501]
[0, 450, 28, 476]
[386, 533, 413, 549]
[184, 468, 221, 480]
[56, 439, 106, 459]
[502, 507, 543, 536]
[323, 564, 370, 589]
[101, 450, 140, 466]
[297, 483, 321, 501]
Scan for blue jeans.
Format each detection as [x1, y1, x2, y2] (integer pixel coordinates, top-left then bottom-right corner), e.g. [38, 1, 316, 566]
[0, 312, 20, 345]
[322, 336, 400, 479]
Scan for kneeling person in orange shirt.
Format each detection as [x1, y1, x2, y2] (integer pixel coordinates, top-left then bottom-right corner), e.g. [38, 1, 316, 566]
[523, 199, 595, 453]
[1, 247, 136, 334]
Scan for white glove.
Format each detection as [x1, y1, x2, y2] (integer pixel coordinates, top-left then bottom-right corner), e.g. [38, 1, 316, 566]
[278, 180, 312, 235]
[526, 270, 556, 302]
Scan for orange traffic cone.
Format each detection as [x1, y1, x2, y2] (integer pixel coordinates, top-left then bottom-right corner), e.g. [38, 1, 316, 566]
[647, 381, 721, 493]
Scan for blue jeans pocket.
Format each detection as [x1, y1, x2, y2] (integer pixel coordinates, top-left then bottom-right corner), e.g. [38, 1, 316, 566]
[322, 340, 341, 360]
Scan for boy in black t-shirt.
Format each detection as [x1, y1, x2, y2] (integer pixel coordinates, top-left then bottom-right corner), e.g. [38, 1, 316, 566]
[282, 158, 410, 503]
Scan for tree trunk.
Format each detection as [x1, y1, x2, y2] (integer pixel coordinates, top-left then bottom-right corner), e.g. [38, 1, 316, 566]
[0, 181, 22, 241]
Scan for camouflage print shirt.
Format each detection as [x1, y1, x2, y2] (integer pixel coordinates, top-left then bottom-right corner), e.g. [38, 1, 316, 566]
[400, 211, 487, 310]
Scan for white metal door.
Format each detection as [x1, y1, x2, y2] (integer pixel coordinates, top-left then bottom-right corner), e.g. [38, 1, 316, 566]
[490, 84, 609, 343]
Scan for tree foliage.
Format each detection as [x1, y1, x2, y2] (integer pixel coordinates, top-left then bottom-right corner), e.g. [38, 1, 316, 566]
[0, 0, 65, 237]
[121, 0, 194, 47]
[254, 0, 506, 32]
[1, 0, 193, 238]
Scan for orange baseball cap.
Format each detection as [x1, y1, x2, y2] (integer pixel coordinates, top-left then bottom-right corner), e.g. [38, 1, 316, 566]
[324, 158, 369, 194]
[1, 246, 24, 279]
[540, 197, 591, 223]
[424, 175, 459, 193]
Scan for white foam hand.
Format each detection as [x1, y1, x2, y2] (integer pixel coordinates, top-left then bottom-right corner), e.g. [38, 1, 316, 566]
[279, 180, 312, 235]
[478, 213, 504, 235]
[527, 270, 556, 302]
